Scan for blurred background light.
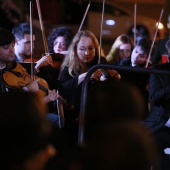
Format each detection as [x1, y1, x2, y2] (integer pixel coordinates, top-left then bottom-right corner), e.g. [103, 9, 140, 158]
[106, 20, 115, 26]
[157, 22, 164, 29]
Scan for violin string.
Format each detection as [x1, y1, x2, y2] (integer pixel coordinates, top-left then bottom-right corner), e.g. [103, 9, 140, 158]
[145, 7, 164, 68]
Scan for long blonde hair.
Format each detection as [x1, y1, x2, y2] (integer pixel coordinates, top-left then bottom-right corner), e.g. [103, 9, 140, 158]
[61, 30, 105, 77]
[106, 34, 133, 65]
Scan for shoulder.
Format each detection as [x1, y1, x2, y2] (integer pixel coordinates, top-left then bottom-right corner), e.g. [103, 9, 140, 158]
[119, 58, 131, 66]
[157, 36, 169, 43]
[156, 37, 169, 49]
[60, 66, 69, 73]
[58, 66, 71, 80]
[152, 63, 170, 70]
[89, 56, 107, 66]
[5, 61, 17, 71]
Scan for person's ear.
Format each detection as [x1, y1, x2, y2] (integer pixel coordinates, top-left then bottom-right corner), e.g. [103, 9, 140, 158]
[23, 144, 56, 170]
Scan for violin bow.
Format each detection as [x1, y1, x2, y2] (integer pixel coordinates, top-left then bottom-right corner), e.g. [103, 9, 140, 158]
[98, 0, 105, 64]
[35, 0, 49, 55]
[35, 0, 66, 128]
[98, 0, 111, 78]
[134, 2, 137, 46]
[145, 7, 164, 68]
[30, 0, 35, 81]
[78, 1, 91, 32]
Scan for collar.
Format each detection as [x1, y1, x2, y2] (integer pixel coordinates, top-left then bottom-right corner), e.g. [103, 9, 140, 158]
[14, 54, 25, 62]
[0, 65, 6, 70]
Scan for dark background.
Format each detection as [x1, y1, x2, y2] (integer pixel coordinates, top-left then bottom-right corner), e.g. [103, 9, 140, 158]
[0, 0, 169, 53]
[0, 0, 169, 30]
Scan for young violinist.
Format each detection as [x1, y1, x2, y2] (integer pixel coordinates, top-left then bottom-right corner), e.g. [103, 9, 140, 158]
[151, 13, 170, 65]
[0, 28, 39, 93]
[48, 26, 73, 55]
[12, 23, 62, 116]
[0, 27, 62, 132]
[119, 38, 151, 118]
[12, 23, 72, 91]
[46, 26, 74, 88]
[106, 34, 133, 65]
[58, 30, 121, 143]
[116, 37, 151, 68]
[12, 23, 53, 75]
[0, 28, 60, 107]
[144, 39, 170, 170]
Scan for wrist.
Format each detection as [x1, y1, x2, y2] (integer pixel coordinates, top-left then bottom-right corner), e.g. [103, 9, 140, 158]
[35, 65, 40, 73]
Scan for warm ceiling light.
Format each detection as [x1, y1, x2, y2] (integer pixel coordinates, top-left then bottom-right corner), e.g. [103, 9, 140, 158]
[156, 22, 164, 29]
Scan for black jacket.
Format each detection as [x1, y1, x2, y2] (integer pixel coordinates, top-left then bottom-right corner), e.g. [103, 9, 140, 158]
[145, 62, 170, 132]
[151, 36, 169, 65]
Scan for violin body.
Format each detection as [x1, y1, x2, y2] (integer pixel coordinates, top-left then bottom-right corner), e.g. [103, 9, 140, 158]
[51, 53, 65, 68]
[3, 62, 49, 97]
[3, 62, 74, 111]
[3, 62, 31, 88]
[23, 53, 65, 69]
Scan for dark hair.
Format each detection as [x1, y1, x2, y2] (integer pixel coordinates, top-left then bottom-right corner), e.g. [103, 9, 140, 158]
[136, 38, 151, 54]
[81, 121, 159, 170]
[12, 23, 34, 40]
[0, 28, 15, 46]
[0, 91, 52, 168]
[48, 26, 73, 53]
[84, 80, 145, 141]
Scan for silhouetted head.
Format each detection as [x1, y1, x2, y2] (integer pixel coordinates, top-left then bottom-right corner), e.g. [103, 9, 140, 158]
[0, 91, 55, 169]
[0, 28, 15, 46]
[70, 121, 159, 170]
[84, 80, 145, 141]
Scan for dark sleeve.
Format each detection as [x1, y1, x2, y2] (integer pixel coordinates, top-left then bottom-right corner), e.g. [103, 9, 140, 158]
[151, 38, 168, 65]
[118, 58, 131, 66]
[149, 65, 170, 106]
[58, 67, 79, 95]
[58, 67, 83, 111]
[151, 41, 161, 64]
[36, 66, 60, 90]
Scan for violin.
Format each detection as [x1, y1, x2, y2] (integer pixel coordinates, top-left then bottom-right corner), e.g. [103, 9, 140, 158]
[51, 53, 65, 68]
[3, 61, 47, 96]
[23, 53, 65, 69]
[2, 61, 74, 110]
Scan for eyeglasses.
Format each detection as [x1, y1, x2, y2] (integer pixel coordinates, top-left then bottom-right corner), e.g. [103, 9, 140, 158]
[119, 49, 131, 54]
